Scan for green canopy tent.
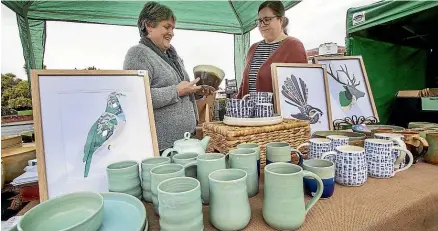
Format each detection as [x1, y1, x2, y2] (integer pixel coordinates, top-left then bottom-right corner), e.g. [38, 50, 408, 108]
[2, 0, 301, 86]
[345, 0, 438, 123]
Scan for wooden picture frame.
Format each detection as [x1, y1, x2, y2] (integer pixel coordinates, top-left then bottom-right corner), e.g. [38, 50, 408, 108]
[31, 70, 159, 201]
[313, 56, 379, 124]
[271, 63, 333, 132]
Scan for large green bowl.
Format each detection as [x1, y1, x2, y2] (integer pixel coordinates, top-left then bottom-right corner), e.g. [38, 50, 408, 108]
[18, 192, 104, 231]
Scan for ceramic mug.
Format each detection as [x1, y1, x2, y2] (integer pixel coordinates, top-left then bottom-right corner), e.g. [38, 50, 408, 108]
[425, 132, 438, 164]
[297, 138, 332, 159]
[158, 177, 203, 231]
[263, 163, 323, 230]
[254, 103, 274, 118]
[326, 135, 349, 163]
[303, 159, 335, 199]
[266, 142, 303, 166]
[365, 139, 413, 178]
[394, 131, 429, 164]
[236, 143, 261, 178]
[209, 169, 251, 231]
[321, 145, 368, 186]
[226, 94, 254, 118]
[150, 163, 186, 215]
[227, 148, 259, 197]
[374, 133, 407, 170]
[106, 160, 141, 199]
[249, 91, 273, 103]
[172, 152, 198, 178]
[141, 157, 171, 202]
[196, 153, 227, 204]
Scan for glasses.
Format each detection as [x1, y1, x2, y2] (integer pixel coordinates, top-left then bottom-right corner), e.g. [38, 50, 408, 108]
[255, 16, 278, 26]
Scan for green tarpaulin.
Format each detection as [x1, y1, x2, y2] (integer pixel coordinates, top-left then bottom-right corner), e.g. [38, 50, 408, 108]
[346, 0, 438, 123]
[1, 0, 301, 86]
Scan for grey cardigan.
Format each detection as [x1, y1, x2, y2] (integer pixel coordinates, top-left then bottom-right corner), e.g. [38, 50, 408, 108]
[123, 43, 198, 151]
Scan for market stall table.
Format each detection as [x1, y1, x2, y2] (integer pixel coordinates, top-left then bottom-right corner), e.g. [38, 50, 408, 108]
[144, 162, 438, 231]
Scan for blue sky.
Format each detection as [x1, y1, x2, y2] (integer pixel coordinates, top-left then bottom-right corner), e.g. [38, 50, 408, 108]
[1, 0, 378, 82]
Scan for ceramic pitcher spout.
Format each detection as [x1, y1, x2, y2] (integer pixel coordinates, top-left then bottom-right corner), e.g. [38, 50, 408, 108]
[201, 136, 211, 151]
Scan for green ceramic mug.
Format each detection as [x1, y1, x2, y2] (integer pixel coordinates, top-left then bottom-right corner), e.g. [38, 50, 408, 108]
[263, 162, 323, 230]
[209, 169, 251, 231]
[172, 152, 198, 178]
[106, 160, 141, 199]
[150, 163, 186, 215]
[236, 143, 261, 178]
[196, 153, 226, 204]
[266, 142, 304, 166]
[158, 177, 203, 231]
[227, 148, 259, 197]
[141, 157, 171, 202]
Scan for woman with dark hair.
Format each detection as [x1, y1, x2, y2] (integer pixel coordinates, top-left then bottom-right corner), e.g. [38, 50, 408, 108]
[123, 2, 212, 152]
[237, 1, 307, 98]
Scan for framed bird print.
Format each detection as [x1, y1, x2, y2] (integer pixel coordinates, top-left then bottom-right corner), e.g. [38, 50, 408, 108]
[271, 63, 333, 132]
[31, 70, 159, 201]
[313, 56, 379, 125]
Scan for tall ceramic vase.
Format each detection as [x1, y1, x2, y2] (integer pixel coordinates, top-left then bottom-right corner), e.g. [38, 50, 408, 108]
[209, 169, 251, 231]
[158, 177, 203, 231]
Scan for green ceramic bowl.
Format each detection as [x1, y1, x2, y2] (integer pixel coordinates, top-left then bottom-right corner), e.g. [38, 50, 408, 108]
[352, 125, 405, 137]
[18, 192, 104, 231]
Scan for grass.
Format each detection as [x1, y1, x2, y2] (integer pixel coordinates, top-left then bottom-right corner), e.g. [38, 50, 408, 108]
[17, 110, 33, 116]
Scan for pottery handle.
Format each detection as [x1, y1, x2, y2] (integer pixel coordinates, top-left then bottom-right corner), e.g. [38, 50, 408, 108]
[291, 149, 304, 166]
[414, 136, 429, 156]
[321, 151, 337, 160]
[161, 148, 178, 158]
[183, 161, 198, 176]
[303, 170, 323, 213]
[240, 94, 250, 108]
[392, 147, 414, 175]
[224, 153, 231, 169]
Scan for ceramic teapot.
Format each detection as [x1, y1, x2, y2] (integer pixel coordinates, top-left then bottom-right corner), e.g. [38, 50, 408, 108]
[161, 132, 210, 157]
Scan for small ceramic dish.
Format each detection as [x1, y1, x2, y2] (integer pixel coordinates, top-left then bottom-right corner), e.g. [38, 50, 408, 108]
[17, 191, 104, 231]
[98, 192, 147, 231]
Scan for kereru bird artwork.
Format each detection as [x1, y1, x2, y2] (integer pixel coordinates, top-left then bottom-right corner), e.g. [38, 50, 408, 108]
[281, 74, 324, 124]
[82, 92, 126, 178]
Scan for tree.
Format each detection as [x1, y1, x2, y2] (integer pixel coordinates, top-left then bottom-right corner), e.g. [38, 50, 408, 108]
[1, 73, 32, 110]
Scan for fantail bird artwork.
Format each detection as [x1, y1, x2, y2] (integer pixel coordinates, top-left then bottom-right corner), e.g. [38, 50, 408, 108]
[281, 74, 323, 124]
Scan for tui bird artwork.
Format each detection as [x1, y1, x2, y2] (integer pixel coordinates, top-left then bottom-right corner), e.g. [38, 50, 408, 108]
[281, 74, 324, 124]
[82, 92, 126, 178]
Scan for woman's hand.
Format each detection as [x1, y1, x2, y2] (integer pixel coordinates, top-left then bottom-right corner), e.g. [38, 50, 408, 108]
[177, 78, 202, 97]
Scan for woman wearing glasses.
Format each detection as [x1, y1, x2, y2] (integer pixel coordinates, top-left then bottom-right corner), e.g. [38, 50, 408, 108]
[237, 1, 307, 98]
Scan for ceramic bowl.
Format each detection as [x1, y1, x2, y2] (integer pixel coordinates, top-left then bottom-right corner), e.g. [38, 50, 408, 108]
[312, 131, 366, 147]
[17, 192, 104, 231]
[352, 125, 405, 137]
[193, 65, 225, 90]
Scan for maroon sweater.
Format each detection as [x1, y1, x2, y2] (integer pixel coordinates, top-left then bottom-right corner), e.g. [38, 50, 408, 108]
[237, 36, 307, 98]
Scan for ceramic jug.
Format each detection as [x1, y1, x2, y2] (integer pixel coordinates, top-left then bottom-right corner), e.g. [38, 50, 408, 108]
[227, 148, 259, 197]
[209, 169, 251, 231]
[158, 177, 203, 231]
[263, 162, 323, 230]
[162, 132, 211, 157]
[141, 157, 171, 202]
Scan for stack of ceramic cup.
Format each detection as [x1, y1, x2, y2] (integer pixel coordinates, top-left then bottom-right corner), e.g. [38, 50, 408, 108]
[225, 92, 274, 118]
[250, 92, 274, 118]
[225, 94, 254, 118]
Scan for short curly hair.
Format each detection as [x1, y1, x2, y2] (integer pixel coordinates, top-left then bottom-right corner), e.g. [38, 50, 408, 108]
[137, 1, 176, 37]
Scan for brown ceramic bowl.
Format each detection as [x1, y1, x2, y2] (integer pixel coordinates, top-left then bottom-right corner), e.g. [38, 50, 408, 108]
[193, 65, 225, 90]
[352, 125, 405, 138]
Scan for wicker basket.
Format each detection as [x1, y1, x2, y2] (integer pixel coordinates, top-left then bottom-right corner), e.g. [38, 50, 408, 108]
[203, 119, 311, 169]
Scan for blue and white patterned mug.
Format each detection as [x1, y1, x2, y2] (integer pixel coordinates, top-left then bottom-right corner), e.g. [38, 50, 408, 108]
[326, 135, 349, 163]
[297, 138, 332, 159]
[303, 159, 335, 199]
[374, 133, 407, 170]
[226, 94, 254, 118]
[321, 145, 368, 187]
[249, 91, 273, 104]
[254, 103, 274, 118]
[364, 139, 413, 178]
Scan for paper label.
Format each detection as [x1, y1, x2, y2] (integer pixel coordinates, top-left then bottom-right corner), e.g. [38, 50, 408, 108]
[421, 97, 438, 111]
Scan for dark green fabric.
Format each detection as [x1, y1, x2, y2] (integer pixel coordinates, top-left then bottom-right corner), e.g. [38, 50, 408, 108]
[346, 36, 427, 123]
[346, 1, 438, 34]
[1, 0, 301, 82]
